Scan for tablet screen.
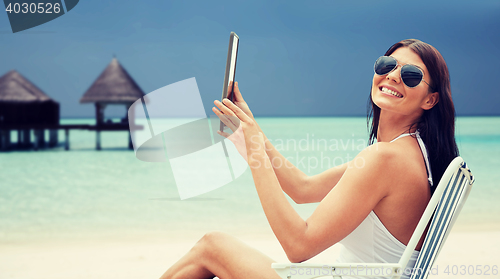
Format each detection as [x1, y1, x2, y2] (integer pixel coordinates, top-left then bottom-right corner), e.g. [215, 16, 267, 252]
[227, 35, 238, 98]
[220, 32, 239, 131]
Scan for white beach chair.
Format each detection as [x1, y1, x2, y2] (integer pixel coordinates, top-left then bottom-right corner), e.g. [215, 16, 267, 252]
[272, 157, 475, 279]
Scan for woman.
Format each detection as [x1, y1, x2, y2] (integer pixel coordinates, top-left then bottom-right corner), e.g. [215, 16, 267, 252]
[160, 39, 459, 279]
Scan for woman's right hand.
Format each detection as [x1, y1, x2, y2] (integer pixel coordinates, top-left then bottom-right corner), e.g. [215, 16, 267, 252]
[212, 100, 249, 163]
[212, 82, 260, 162]
[230, 81, 255, 120]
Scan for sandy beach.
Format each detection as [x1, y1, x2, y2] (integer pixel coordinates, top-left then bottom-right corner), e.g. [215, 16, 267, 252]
[0, 227, 498, 279]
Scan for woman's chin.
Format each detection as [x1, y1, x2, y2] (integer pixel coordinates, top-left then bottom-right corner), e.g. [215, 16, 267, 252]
[372, 97, 396, 111]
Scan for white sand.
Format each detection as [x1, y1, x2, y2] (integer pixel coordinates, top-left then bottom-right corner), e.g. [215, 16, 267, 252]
[0, 229, 498, 279]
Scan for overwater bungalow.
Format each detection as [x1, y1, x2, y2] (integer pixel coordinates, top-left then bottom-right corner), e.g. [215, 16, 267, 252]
[80, 57, 145, 150]
[0, 70, 59, 150]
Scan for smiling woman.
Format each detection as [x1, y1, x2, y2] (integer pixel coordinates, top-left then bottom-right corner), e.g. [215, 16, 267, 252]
[159, 39, 459, 279]
[369, 39, 459, 192]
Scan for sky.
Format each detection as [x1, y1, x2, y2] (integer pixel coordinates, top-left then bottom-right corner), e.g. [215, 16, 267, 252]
[1, 0, 499, 117]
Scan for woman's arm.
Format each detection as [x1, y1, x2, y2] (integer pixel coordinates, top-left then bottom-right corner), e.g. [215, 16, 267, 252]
[262, 138, 349, 204]
[216, 98, 393, 262]
[217, 82, 349, 203]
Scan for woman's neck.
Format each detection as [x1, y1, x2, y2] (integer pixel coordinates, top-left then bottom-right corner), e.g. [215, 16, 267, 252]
[377, 110, 420, 142]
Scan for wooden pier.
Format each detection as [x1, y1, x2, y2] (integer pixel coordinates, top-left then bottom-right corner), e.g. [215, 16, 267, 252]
[0, 123, 143, 151]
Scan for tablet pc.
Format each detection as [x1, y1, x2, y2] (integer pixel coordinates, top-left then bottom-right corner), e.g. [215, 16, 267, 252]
[220, 32, 239, 132]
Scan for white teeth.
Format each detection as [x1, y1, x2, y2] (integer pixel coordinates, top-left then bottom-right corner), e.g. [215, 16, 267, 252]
[381, 87, 402, 98]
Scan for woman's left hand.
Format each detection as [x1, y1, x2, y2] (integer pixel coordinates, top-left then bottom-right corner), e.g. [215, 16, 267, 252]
[212, 98, 266, 163]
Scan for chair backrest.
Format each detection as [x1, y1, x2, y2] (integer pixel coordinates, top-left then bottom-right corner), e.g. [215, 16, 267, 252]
[396, 157, 475, 279]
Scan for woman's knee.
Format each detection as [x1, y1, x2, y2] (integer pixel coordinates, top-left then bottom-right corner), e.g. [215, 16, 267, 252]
[198, 231, 230, 246]
[194, 231, 233, 255]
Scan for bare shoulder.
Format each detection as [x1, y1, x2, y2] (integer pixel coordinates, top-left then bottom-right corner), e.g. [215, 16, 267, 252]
[359, 139, 428, 188]
[333, 142, 406, 196]
[351, 141, 425, 186]
[354, 142, 408, 171]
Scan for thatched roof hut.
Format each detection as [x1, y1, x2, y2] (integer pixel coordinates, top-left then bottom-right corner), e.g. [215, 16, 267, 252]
[80, 58, 145, 104]
[0, 70, 59, 126]
[80, 58, 145, 128]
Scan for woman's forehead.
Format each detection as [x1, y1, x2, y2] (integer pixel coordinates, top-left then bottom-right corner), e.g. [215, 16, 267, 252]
[390, 47, 427, 71]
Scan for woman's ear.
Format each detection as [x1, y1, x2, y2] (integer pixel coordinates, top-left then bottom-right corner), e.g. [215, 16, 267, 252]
[422, 92, 439, 110]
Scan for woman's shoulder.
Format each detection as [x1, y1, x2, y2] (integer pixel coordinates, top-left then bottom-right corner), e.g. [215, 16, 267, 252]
[357, 142, 406, 163]
[338, 141, 422, 202]
[355, 141, 422, 176]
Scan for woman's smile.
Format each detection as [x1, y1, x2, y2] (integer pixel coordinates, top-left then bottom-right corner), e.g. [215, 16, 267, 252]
[379, 86, 403, 98]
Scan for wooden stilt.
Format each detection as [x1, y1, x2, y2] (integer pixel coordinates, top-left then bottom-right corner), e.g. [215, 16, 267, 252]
[6, 130, 11, 150]
[65, 129, 69, 151]
[127, 102, 134, 150]
[38, 129, 45, 148]
[17, 129, 22, 147]
[34, 129, 39, 151]
[49, 129, 58, 147]
[128, 131, 133, 150]
[0, 130, 7, 151]
[96, 130, 101, 150]
[33, 129, 45, 149]
[21, 129, 30, 147]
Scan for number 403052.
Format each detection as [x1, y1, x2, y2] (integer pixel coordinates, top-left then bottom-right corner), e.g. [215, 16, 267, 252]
[443, 265, 498, 276]
[5, 3, 61, 14]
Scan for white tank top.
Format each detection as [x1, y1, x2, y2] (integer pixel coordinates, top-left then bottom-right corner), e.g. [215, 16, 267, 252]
[336, 131, 432, 279]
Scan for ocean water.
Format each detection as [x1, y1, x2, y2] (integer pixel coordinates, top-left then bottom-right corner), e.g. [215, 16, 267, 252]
[0, 117, 499, 243]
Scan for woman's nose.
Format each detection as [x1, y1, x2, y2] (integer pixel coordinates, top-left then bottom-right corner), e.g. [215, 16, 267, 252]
[386, 65, 402, 84]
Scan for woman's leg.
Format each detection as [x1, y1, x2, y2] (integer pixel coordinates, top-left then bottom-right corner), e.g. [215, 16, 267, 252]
[159, 231, 282, 279]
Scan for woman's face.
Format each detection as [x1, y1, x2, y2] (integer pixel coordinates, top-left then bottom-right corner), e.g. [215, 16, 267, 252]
[371, 47, 438, 118]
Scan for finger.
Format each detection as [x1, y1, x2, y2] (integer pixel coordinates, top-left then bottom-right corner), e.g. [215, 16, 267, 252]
[214, 100, 236, 116]
[212, 107, 238, 131]
[232, 81, 244, 102]
[222, 98, 252, 123]
[214, 99, 242, 128]
[213, 102, 241, 130]
[213, 100, 241, 127]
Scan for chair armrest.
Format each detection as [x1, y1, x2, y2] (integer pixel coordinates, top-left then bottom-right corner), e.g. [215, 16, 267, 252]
[272, 262, 403, 279]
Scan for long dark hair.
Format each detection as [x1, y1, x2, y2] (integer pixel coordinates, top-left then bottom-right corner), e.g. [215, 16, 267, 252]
[367, 39, 459, 193]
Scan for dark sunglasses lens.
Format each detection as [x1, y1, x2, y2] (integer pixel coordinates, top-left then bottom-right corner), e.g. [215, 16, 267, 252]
[374, 56, 397, 75]
[401, 65, 423, 87]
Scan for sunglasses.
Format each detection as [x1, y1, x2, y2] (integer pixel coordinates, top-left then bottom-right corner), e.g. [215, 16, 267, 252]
[374, 56, 433, 90]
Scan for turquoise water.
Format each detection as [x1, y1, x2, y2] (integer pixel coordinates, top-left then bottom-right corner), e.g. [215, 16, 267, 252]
[0, 117, 499, 243]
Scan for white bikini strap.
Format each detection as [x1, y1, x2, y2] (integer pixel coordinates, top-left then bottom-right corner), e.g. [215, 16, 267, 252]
[390, 131, 433, 186]
[390, 132, 416, 143]
[415, 131, 433, 187]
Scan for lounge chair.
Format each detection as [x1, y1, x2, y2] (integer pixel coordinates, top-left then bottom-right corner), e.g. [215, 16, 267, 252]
[272, 156, 475, 279]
